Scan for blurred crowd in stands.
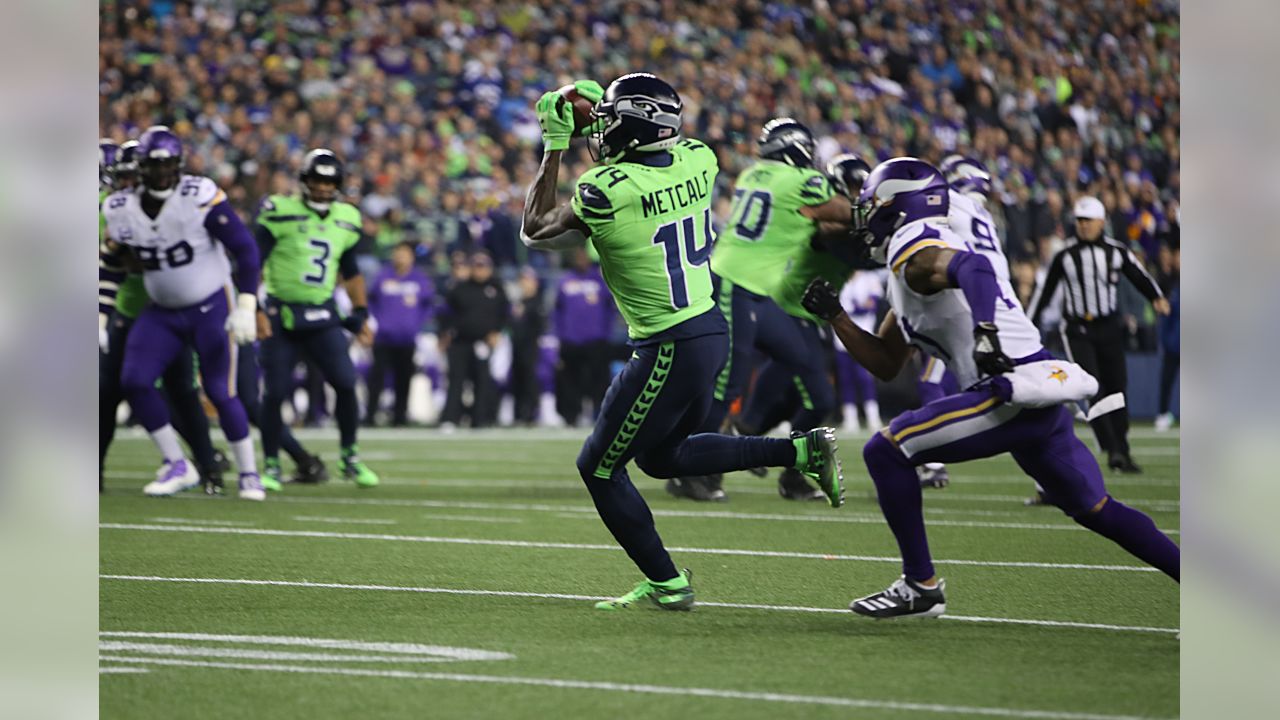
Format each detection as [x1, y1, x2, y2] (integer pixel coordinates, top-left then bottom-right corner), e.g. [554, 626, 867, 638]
[100, 0, 1180, 426]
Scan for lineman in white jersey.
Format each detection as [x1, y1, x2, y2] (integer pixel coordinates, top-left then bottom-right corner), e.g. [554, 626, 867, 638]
[98, 126, 265, 500]
[801, 158, 1179, 619]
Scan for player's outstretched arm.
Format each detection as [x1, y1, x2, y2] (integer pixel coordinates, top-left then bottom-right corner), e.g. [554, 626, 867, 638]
[802, 278, 910, 380]
[520, 149, 589, 250]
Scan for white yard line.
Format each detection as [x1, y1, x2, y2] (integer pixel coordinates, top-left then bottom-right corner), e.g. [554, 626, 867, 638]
[292, 516, 398, 526]
[93, 656, 1170, 720]
[99, 523, 1159, 573]
[161, 493, 1179, 535]
[149, 517, 256, 527]
[99, 666, 150, 674]
[99, 631, 512, 661]
[99, 575, 1181, 635]
[99, 641, 460, 664]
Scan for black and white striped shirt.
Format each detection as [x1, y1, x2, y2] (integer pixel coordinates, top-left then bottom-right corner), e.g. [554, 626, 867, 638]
[1028, 235, 1163, 325]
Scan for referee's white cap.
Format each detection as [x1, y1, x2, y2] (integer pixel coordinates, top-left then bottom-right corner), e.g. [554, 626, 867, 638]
[1073, 196, 1106, 220]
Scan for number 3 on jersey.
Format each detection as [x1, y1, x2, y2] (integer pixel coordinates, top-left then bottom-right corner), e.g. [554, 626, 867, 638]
[653, 208, 713, 309]
[303, 238, 330, 285]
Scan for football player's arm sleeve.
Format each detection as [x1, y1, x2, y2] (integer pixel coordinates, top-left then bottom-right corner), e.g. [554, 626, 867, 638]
[1026, 251, 1064, 326]
[943, 250, 999, 326]
[99, 239, 125, 316]
[1119, 248, 1164, 302]
[338, 245, 361, 280]
[254, 223, 278, 261]
[205, 201, 260, 294]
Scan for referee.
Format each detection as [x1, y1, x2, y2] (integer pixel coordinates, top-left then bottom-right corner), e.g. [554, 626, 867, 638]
[1028, 196, 1171, 473]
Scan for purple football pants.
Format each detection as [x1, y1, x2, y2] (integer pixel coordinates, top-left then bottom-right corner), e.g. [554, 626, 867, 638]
[119, 287, 250, 443]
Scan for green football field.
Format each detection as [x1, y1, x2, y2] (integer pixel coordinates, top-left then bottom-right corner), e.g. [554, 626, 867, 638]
[100, 426, 1179, 720]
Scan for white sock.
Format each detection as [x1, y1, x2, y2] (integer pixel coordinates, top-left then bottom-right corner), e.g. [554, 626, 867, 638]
[842, 403, 860, 430]
[924, 462, 945, 471]
[229, 437, 258, 475]
[149, 425, 186, 464]
[863, 400, 882, 429]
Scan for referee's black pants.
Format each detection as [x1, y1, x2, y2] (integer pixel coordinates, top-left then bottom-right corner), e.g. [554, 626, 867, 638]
[1061, 316, 1131, 458]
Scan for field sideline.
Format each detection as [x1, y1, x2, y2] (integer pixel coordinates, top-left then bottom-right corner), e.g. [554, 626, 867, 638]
[100, 427, 1179, 720]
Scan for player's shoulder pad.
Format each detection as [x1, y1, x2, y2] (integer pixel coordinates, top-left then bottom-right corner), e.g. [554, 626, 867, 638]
[887, 221, 957, 274]
[257, 194, 307, 224]
[574, 166, 627, 221]
[796, 168, 833, 201]
[330, 200, 363, 233]
[182, 174, 226, 209]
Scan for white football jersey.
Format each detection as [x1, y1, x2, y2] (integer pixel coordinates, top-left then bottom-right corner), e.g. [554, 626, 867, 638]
[102, 175, 232, 308]
[838, 270, 885, 335]
[947, 189, 1009, 283]
[884, 217, 1042, 389]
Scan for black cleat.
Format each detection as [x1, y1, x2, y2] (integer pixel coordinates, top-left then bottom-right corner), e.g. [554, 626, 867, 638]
[850, 576, 947, 619]
[1108, 453, 1143, 474]
[918, 464, 950, 489]
[291, 454, 330, 484]
[1024, 490, 1049, 506]
[776, 468, 825, 502]
[199, 465, 224, 496]
[665, 476, 726, 502]
[212, 449, 232, 473]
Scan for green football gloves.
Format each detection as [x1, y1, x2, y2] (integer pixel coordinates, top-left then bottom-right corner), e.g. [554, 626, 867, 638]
[572, 79, 605, 137]
[536, 91, 575, 151]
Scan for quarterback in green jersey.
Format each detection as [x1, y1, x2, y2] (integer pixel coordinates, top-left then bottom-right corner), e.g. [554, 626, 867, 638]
[521, 73, 843, 612]
[255, 149, 378, 490]
[686, 119, 855, 503]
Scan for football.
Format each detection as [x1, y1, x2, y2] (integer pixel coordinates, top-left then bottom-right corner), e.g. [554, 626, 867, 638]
[557, 84, 597, 133]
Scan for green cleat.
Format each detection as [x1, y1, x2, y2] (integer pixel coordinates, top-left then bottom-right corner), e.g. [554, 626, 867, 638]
[594, 569, 695, 611]
[260, 461, 283, 493]
[793, 427, 845, 508]
[341, 447, 379, 488]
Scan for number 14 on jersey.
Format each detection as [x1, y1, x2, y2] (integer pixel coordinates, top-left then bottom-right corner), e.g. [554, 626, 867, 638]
[652, 208, 713, 309]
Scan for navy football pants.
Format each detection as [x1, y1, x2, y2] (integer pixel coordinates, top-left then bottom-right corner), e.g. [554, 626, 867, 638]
[260, 318, 358, 460]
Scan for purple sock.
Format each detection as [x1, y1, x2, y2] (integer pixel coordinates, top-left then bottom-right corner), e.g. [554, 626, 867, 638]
[1076, 498, 1180, 581]
[864, 432, 934, 580]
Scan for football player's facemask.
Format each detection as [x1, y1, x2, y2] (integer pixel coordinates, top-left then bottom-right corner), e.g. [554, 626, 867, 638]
[856, 157, 950, 264]
[825, 153, 872, 199]
[939, 154, 992, 202]
[137, 126, 184, 199]
[99, 139, 120, 188]
[299, 148, 345, 212]
[590, 73, 682, 164]
[758, 118, 816, 168]
[113, 140, 141, 191]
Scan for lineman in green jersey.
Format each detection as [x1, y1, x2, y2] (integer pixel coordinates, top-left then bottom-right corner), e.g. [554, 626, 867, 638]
[255, 149, 378, 490]
[682, 119, 855, 503]
[737, 154, 878, 441]
[521, 73, 843, 612]
[98, 140, 226, 492]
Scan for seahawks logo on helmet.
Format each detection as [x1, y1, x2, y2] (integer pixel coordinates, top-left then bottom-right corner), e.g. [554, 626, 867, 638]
[591, 73, 683, 164]
[758, 118, 816, 168]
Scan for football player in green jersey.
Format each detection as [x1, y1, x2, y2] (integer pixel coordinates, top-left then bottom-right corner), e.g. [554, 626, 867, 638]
[255, 149, 379, 490]
[678, 119, 856, 503]
[736, 154, 879, 447]
[521, 73, 844, 611]
[98, 139, 228, 493]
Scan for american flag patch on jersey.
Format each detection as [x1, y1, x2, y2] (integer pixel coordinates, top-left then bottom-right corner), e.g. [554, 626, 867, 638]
[927, 194, 943, 205]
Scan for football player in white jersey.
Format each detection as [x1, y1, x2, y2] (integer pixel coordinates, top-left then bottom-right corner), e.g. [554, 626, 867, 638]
[99, 126, 265, 500]
[801, 158, 1179, 619]
[835, 270, 884, 432]
[911, 155, 1009, 489]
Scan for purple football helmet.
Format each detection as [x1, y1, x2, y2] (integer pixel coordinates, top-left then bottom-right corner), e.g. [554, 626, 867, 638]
[939, 154, 992, 199]
[137, 125, 183, 197]
[99, 139, 119, 187]
[856, 157, 949, 258]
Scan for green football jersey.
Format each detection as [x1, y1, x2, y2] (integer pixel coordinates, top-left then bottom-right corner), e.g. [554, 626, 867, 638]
[774, 242, 854, 321]
[571, 138, 720, 340]
[258, 195, 363, 305]
[710, 160, 833, 296]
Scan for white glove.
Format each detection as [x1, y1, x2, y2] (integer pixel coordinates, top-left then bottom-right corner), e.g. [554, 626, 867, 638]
[99, 313, 110, 353]
[226, 292, 258, 344]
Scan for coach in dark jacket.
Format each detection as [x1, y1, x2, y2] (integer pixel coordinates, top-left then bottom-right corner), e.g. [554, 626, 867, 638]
[439, 252, 509, 428]
[1028, 196, 1170, 473]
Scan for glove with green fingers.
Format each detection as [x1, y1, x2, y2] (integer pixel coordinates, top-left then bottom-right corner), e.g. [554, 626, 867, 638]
[535, 90, 575, 151]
